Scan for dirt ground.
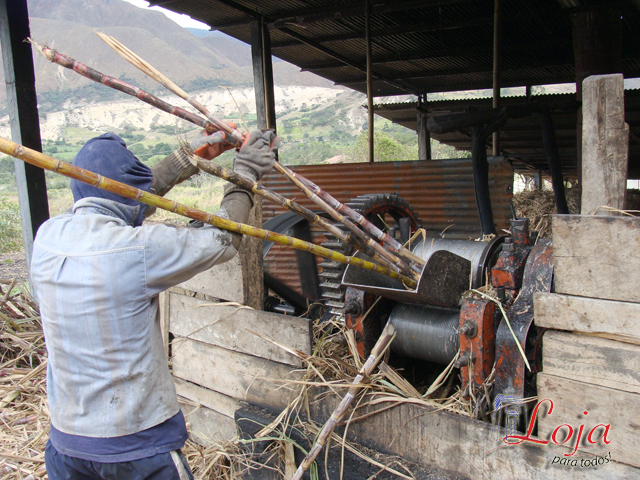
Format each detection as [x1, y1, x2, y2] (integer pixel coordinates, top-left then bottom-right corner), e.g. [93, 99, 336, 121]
[0, 249, 29, 283]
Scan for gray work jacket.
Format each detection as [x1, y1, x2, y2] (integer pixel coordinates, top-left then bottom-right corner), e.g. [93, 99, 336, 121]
[31, 197, 237, 437]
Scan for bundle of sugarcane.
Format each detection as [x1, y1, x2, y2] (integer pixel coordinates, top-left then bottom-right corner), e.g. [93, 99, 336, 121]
[93, 32, 424, 279]
[31, 33, 425, 281]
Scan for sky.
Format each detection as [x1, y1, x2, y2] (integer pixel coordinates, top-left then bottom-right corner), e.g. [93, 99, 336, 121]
[121, 0, 210, 29]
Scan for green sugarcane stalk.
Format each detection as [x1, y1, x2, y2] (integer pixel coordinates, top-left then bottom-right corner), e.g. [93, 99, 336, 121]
[0, 137, 417, 288]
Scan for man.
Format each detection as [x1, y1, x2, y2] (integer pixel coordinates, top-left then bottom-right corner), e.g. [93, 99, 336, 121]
[30, 127, 277, 479]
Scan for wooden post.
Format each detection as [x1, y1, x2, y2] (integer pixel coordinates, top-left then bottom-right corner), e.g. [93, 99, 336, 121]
[581, 74, 629, 215]
[0, 0, 50, 275]
[417, 107, 431, 161]
[245, 16, 278, 310]
[365, 0, 374, 163]
[571, 7, 623, 206]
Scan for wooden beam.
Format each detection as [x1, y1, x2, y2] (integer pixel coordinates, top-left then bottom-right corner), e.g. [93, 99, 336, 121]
[302, 40, 573, 71]
[553, 215, 640, 304]
[265, 0, 468, 29]
[534, 292, 640, 346]
[309, 385, 638, 479]
[581, 74, 629, 214]
[168, 292, 312, 366]
[0, 0, 49, 275]
[538, 373, 640, 469]
[543, 330, 640, 394]
[269, 14, 516, 48]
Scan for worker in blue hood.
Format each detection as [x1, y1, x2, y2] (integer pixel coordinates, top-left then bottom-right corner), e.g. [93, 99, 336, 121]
[31, 127, 277, 480]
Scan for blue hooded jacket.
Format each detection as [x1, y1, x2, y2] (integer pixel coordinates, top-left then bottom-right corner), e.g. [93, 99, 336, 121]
[71, 133, 153, 226]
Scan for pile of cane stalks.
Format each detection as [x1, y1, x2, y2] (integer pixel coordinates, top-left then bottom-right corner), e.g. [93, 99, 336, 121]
[0, 279, 47, 479]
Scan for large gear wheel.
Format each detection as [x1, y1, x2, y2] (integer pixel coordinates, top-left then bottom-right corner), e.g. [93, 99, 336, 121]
[319, 193, 420, 315]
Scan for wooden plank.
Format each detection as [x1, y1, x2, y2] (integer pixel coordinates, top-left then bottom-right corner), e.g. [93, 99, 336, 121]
[240, 202, 264, 310]
[534, 293, 640, 346]
[172, 338, 302, 413]
[538, 373, 640, 469]
[309, 388, 638, 479]
[168, 293, 311, 366]
[177, 256, 244, 303]
[581, 74, 628, 215]
[543, 330, 640, 394]
[180, 402, 237, 446]
[175, 377, 244, 418]
[553, 215, 640, 303]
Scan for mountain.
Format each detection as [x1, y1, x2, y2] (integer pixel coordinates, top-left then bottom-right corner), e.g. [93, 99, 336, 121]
[0, 0, 335, 103]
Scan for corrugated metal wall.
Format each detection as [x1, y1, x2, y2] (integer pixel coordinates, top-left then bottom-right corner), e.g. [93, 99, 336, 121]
[261, 158, 514, 298]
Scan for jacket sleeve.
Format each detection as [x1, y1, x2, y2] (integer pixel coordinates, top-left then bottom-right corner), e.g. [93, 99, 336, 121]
[143, 214, 238, 297]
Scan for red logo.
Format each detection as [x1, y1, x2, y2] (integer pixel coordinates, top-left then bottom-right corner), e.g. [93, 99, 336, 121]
[499, 399, 612, 457]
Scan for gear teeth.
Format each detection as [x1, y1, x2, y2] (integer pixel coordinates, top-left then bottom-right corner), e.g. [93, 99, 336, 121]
[318, 193, 420, 313]
[319, 270, 342, 280]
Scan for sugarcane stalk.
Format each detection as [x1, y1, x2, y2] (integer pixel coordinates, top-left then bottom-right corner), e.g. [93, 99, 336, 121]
[0, 137, 417, 288]
[29, 39, 218, 134]
[93, 32, 422, 273]
[272, 161, 419, 280]
[95, 31, 245, 147]
[192, 158, 404, 276]
[291, 322, 397, 480]
[290, 168, 426, 269]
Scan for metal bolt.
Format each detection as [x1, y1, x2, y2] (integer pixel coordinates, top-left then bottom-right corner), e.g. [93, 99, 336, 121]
[459, 321, 477, 338]
[344, 301, 361, 316]
[454, 355, 469, 369]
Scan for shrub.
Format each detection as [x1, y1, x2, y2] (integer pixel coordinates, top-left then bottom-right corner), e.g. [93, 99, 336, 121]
[0, 197, 22, 253]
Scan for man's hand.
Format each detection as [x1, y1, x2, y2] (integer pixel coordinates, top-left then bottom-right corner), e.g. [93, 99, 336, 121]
[190, 123, 238, 160]
[233, 130, 279, 182]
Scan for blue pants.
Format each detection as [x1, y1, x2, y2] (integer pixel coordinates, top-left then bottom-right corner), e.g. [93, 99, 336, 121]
[45, 441, 194, 480]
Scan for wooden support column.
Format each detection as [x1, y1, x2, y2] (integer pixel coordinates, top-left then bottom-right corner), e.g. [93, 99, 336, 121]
[491, 0, 501, 156]
[251, 16, 276, 131]
[365, 0, 374, 163]
[571, 7, 623, 205]
[581, 74, 628, 215]
[417, 105, 431, 161]
[0, 0, 49, 275]
[245, 16, 278, 310]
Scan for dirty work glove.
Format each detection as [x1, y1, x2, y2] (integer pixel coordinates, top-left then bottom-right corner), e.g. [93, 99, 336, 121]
[190, 123, 238, 160]
[233, 129, 279, 182]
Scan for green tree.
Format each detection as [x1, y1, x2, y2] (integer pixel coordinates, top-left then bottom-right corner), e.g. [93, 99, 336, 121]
[347, 132, 418, 163]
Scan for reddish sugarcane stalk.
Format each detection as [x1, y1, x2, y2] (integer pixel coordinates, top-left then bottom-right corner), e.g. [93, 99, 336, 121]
[273, 162, 418, 280]
[193, 158, 403, 275]
[29, 39, 217, 134]
[293, 171, 426, 270]
[291, 322, 397, 480]
[0, 137, 417, 288]
[96, 32, 245, 147]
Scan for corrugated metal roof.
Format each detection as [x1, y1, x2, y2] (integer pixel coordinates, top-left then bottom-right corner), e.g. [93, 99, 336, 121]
[373, 90, 640, 177]
[156, 0, 640, 97]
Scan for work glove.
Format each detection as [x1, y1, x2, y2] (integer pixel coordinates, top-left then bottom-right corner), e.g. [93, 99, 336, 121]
[233, 129, 279, 182]
[190, 123, 238, 160]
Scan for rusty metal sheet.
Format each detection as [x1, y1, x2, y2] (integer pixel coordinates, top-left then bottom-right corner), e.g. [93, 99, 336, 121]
[262, 158, 513, 237]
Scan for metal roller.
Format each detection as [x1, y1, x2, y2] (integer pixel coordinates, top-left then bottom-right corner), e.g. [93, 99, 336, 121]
[389, 303, 460, 364]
